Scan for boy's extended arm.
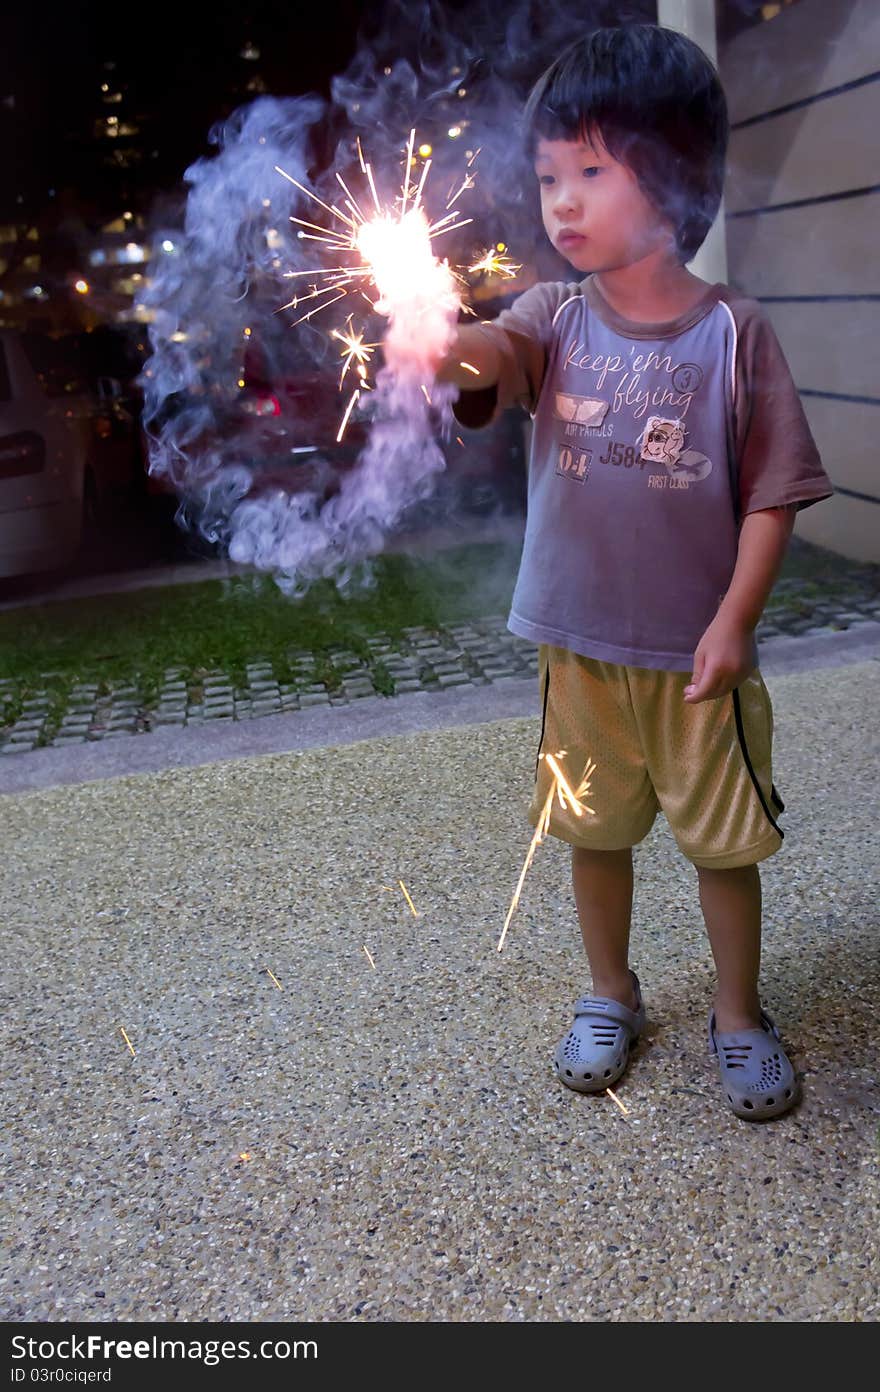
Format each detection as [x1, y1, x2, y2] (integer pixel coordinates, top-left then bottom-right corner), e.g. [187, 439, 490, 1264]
[683, 505, 796, 704]
[434, 325, 504, 390]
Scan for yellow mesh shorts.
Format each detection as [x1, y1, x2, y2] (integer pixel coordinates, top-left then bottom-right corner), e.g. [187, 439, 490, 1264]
[529, 645, 785, 869]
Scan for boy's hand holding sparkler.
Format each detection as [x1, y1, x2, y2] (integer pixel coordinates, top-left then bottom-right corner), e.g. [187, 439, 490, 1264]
[432, 326, 504, 393]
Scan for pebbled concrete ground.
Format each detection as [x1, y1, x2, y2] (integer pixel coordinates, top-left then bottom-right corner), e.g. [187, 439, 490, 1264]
[1, 656, 877, 1322]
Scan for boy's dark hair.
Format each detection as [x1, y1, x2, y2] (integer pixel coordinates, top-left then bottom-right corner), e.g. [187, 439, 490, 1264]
[523, 24, 728, 263]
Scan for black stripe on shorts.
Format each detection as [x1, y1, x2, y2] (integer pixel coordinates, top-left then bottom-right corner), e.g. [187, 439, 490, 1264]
[731, 688, 784, 838]
[535, 659, 550, 779]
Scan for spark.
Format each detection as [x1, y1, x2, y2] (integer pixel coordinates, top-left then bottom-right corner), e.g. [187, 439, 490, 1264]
[362, 944, 376, 969]
[336, 388, 360, 441]
[238, 1151, 252, 1162]
[459, 360, 480, 376]
[265, 968, 283, 990]
[498, 751, 596, 952]
[467, 247, 522, 280]
[421, 384, 432, 405]
[119, 1027, 136, 1057]
[399, 879, 419, 917]
[605, 1087, 630, 1117]
[331, 319, 379, 388]
[400, 128, 416, 220]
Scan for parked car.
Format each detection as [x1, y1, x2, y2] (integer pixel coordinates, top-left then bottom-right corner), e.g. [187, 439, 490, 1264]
[0, 329, 144, 579]
[144, 327, 525, 522]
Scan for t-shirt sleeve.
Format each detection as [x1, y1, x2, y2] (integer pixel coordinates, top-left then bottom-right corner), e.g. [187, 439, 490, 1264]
[452, 281, 573, 430]
[734, 307, 834, 515]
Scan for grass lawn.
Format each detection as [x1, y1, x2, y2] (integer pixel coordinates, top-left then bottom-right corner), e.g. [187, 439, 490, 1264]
[0, 541, 523, 727]
[0, 533, 876, 737]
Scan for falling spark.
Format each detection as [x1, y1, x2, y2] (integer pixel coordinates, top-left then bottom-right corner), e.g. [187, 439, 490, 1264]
[238, 1151, 252, 1162]
[605, 1087, 630, 1117]
[459, 361, 480, 375]
[421, 384, 432, 405]
[265, 968, 283, 990]
[456, 436, 465, 447]
[362, 944, 376, 969]
[399, 879, 419, 917]
[119, 1027, 136, 1057]
[498, 751, 596, 952]
[336, 387, 360, 441]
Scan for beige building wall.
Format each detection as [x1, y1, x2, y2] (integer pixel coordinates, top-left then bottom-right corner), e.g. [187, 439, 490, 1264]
[719, 0, 880, 562]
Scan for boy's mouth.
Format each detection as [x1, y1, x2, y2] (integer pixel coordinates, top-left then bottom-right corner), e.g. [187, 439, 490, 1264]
[557, 231, 586, 251]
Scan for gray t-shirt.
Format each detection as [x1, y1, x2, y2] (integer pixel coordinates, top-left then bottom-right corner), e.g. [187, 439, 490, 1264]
[454, 276, 833, 671]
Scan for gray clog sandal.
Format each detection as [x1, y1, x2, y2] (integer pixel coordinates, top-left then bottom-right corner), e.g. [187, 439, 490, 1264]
[709, 1008, 800, 1120]
[554, 972, 645, 1094]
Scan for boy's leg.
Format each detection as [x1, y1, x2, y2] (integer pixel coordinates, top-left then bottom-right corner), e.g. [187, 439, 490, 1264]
[696, 862, 762, 1032]
[571, 845, 638, 1011]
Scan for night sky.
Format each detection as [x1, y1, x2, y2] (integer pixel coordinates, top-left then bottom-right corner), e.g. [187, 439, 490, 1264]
[2, 1, 366, 214]
[3, 0, 762, 221]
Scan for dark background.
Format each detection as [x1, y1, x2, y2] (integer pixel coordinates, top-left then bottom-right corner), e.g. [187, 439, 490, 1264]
[2, 1, 767, 220]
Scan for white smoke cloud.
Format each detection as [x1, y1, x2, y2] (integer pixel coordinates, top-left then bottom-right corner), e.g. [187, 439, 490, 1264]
[139, 0, 652, 594]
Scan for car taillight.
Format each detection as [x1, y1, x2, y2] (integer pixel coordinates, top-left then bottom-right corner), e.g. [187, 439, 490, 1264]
[0, 431, 45, 479]
[241, 393, 281, 417]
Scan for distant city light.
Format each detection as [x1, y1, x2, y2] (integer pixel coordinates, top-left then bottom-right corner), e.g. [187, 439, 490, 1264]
[123, 242, 146, 263]
[448, 125, 462, 138]
[457, 88, 467, 97]
[74, 279, 89, 294]
[123, 210, 133, 220]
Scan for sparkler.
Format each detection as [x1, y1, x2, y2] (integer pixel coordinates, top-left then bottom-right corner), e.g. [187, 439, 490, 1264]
[275, 130, 517, 437]
[497, 750, 596, 953]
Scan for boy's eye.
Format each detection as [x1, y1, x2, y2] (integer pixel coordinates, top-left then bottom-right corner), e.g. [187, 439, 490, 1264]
[583, 166, 601, 178]
[538, 174, 555, 187]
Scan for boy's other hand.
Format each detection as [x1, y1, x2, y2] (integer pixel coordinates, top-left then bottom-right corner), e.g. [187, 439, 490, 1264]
[683, 615, 755, 703]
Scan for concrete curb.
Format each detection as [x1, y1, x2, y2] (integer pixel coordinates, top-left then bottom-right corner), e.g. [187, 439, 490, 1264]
[2, 621, 878, 797]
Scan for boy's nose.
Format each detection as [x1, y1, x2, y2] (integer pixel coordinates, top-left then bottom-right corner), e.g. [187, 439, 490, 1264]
[552, 186, 581, 218]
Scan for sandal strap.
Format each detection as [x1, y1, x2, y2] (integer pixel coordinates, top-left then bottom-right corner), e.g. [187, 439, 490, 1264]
[573, 993, 640, 1031]
[708, 1007, 781, 1055]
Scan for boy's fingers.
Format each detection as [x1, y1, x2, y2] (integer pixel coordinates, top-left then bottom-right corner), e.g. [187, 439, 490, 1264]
[684, 662, 715, 702]
[684, 652, 706, 700]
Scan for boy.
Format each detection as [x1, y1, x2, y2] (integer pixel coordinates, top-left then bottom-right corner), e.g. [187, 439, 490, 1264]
[435, 24, 833, 1120]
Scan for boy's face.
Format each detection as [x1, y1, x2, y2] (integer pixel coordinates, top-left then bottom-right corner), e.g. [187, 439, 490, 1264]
[534, 134, 675, 275]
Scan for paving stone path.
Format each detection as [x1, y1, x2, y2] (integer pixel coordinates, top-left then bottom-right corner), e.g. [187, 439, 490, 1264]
[1, 571, 878, 756]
